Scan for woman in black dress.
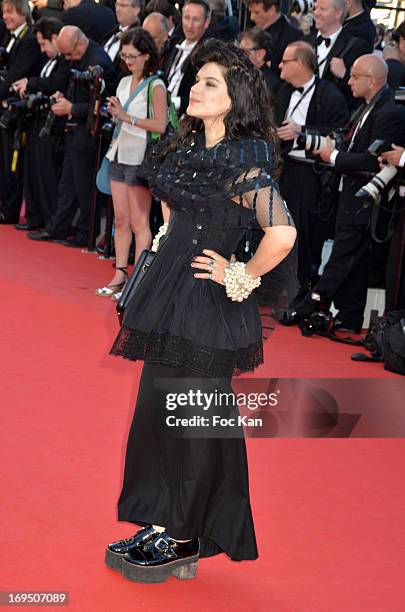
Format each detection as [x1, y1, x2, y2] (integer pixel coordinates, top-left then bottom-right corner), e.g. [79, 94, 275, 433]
[106, 39, 298, 583]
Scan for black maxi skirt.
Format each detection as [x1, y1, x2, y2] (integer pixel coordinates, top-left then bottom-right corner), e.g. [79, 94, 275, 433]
[117, 362, 258, 561]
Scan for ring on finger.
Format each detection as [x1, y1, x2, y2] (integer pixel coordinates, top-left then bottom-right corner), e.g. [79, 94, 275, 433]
[208, 258, 215, 267]
[208, 272, 213, 279]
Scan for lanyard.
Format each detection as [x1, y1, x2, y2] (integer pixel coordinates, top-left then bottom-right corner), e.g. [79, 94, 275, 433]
[285, 81, 316, 120]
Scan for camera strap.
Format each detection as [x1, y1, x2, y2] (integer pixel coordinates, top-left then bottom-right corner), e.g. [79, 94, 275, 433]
[346, 86, 389, 150]
[285, 81, 316, 120]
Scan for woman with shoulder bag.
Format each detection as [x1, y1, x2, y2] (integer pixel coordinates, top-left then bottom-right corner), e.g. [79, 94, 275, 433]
[96, 28, 167, 300]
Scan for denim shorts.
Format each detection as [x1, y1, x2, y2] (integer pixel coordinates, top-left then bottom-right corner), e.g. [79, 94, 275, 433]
[109, 160, 149, 188]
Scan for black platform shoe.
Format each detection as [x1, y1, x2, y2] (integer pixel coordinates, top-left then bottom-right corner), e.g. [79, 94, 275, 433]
[121, 532, 199, 583]
[105, 526, 159, 571]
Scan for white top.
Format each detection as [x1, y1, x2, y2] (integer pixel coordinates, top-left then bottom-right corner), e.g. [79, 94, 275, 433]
[106, 75, 166, 166]
[286, 76, 316, 159]
[317, 27, 342, 78]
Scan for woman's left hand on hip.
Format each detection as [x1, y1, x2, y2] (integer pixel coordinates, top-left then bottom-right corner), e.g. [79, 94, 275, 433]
[191, 249, 229, 285]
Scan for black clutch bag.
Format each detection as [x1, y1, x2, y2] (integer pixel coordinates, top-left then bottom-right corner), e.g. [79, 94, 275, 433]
[116, 249, 156, 325]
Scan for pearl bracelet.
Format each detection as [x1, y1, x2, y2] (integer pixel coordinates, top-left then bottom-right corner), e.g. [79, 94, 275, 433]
[151, 223, 168, 252]
[223, 261, 261, 302]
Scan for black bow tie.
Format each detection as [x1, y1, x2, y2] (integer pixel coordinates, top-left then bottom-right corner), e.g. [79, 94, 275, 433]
[293, 86, 304, 94]
[316, 35, 331, 48]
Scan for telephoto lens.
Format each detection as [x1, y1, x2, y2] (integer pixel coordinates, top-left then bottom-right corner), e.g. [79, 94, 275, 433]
[355, 165, 398, 202]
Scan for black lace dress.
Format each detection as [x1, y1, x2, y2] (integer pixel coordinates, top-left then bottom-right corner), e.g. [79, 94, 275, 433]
[110, 134, 297, 561]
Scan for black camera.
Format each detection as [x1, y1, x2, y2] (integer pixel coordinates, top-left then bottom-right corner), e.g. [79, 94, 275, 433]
[291, 0, 314, 14]
[70, 65, 104, 83]
[0, 96, 28, 129]
[295, 128, 346, 152]
[99, 103, 115, 139]
[367, 139, 391, 157]
[0, 92, 55, 130]
[39, 97, 58, 138]
[299, 310, 333, 337]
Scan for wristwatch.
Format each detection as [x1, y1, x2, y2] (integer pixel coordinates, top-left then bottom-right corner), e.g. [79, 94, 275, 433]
[129, 116, 138, 127]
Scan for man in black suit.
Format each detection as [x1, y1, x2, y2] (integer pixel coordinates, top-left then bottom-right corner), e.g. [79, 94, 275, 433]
[103, 0, 142, 87]
[28, 26, 116, 246]
[296, 55, 404, 332]
[343, 0, 375, 50]
[61, 0, 116, 43]
[164, 0, 211, 115]
[0, 0, 43, 224]
[246, 0, 302, 80]
[306, 0, 369, 108]
[275, 41, 349, 304]
[11, 17, 71, 231]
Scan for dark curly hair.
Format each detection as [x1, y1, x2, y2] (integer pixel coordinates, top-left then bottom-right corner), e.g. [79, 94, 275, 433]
[163, 39, 279, 161]
[120, 27, 159, 77]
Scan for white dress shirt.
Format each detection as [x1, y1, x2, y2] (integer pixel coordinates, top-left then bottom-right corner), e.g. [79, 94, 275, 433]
[286, 76, 316, 159]
[167, 40, 198, 110]
[40, 56, 59, 78]
[316, 27, 342, 78]
[104, 26, 129, 63]
[106, 76, 166, 166]
[6, 22, 27, 53]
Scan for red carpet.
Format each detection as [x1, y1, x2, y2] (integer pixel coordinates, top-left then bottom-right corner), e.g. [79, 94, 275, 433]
[1, 225, 404, 611]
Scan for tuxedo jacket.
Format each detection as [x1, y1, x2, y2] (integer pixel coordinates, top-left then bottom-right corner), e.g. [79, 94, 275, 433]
[305, 29, 370, 107]
[265, 14, 302, 80]
[163, 39, 205, 115]
[275, 77, 350, 156]
[26, 55, 71, 97]
[342, 10, 375, 51]
[61, 0, 117, 44]
[334, 86, 405, 224]
[0, 27, 43, 101]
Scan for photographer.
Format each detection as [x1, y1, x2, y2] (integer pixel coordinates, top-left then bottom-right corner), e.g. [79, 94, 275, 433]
[276, 41, 349, 306]
[379, 143, 405, 311]
[0, 0, 42, 225]
[246, 0, 302, 80]
[28, 25, 116, 247]
[305, 0, 369, 109]
[237, 28, 280, 96]
[293, 55, 404, 333]
[11, 17, 70, 231]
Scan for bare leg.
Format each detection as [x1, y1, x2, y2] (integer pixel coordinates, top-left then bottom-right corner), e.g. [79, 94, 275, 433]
[128, 185, 152, 264]
[109, 179, 132, 286]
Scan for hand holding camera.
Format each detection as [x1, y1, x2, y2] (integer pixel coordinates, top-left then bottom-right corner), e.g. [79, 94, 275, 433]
[276, 119, 301, 141]
[378, 144, 404, 169]
[313, 135, 336, 163]
[51, 92, 73, 117]
[11, 78, 28, 98]
[107, 96, 128, 123]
